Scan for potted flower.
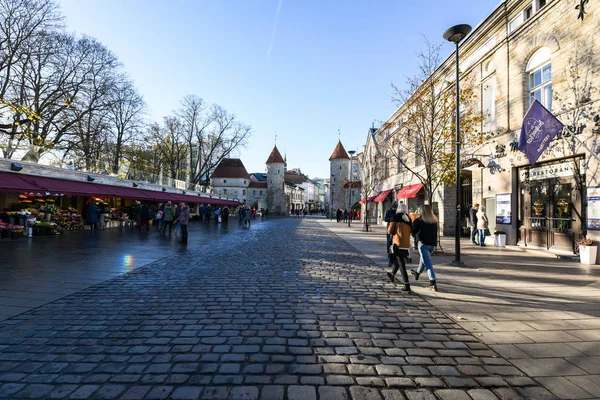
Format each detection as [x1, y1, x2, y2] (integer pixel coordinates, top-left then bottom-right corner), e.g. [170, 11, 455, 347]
[577, 238, 598, 265]
[0, 222, 8, 239]
[35, 221, 51, 236]
[9, 224, 24, 239]
[494, 230, 507, 248]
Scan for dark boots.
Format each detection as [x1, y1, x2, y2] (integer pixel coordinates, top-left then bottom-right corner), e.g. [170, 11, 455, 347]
[428, 280, 437, 292]
[401, 283, 411, 293]
[386, 272, 395, 283]
[410, 269, 420, 281]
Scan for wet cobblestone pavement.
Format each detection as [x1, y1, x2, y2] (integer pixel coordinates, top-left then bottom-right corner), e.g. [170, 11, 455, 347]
[0, 219, 553, 399]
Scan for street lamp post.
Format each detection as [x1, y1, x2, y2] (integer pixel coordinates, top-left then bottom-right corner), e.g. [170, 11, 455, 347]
[443, 24, 471, 267]
[348, 150, 356, 227]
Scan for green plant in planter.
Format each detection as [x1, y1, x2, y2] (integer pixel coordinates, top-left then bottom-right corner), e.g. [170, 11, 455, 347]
[35, 221, 51, 227]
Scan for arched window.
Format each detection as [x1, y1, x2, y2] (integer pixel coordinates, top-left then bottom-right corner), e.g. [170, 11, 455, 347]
[526, 47, 552, 110]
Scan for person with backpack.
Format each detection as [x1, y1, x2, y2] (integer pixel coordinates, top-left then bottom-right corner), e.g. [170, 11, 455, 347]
[410, 204, 439, 292]
[162, 201, 175, 234]
[384, 201, 398, 268]
[176, 202, 190, 245]
[156, 203, 164, 231]
[387, 203, 412, 292]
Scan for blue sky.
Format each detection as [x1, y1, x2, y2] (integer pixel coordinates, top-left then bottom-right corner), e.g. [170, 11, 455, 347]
[58, 0, 500, 178]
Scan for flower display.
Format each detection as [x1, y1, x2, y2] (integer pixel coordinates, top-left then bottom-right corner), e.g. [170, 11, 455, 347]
[576, 238, 598, 248]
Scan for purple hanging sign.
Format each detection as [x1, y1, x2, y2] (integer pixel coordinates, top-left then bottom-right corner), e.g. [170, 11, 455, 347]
[517, 99, 564, 166]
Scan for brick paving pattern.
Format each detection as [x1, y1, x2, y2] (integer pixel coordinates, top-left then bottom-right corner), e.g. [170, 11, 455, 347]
[0, 219, 554, 399]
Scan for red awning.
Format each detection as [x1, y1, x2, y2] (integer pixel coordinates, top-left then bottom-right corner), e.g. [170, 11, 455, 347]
[1, 172, 241, 205]
[0, 172, 42, 193]
[17, 175, 153, 199]
[395, 183, 424, 199]
[373, 189, 393, 203]
[359, 195, 377, 204]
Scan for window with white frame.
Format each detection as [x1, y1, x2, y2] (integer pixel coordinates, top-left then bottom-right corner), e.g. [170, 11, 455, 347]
[483, 79, 496, 123]
[527, 47, 552, 110]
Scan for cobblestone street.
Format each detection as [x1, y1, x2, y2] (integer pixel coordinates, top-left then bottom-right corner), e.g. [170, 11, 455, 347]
[0, 218, 552, 399]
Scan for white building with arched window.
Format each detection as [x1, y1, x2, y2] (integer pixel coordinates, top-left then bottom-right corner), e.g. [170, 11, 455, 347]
[362, 0, 600, 254]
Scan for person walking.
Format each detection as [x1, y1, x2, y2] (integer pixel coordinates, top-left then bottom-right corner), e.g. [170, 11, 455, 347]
[387, 203, 412, 292]
[162, 201, 175, 234]
[476, 205, 489, 247]
[410, 204, 439, 292]
[134, 201, 142, 229]
[140, 203, 151, 231]
[469, 203, 480, 245]
[222, 206, 230, 224]
[97, 200, 107, 229]
[384, 201, 398, 268]
[176, 202, 190, 244]
[85, 201, 100, 231]
[343, 209, 348, 223]
[214, 207, 220, 224]
[336, 208, 342, 223]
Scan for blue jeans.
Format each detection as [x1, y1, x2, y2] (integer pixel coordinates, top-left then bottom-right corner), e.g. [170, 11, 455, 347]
[478, 229, 486, 246]
[416, 242, 436, 281]
[470, 226, 478, 243]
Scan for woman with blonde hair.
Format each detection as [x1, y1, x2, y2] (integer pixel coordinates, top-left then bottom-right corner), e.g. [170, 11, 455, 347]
[410, 204, 439, 291]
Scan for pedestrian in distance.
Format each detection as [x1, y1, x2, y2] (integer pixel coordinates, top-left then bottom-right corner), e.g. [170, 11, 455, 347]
[156, 202, 164, 231]
[162, 201, 175, 234]
[85, 200, 100, 231]
[222, 206, 230, 223]
[214, 207, 220, 224]
[476, 205, 489, 247]
[469, 203, 479, 245]
[134, 201, 142, 229]
[176, 202, 190, 244]
[343, 209, 348, 223]
[384, 201, 398, 269]
[98, 200, 107, 229]
[140, 202, 152, 231]
[410, 204, 439, 292]
[336, 208, 342, 223]
[387, 203, 412, 293]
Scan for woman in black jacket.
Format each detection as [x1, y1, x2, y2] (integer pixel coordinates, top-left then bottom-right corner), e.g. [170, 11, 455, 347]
[410, 204, 439, 291]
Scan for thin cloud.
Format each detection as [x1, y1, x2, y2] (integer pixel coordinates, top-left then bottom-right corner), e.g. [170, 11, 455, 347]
[267, 0, 282, 58]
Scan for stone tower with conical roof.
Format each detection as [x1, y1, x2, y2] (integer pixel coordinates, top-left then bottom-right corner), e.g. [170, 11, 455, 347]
[329, 141, 350, 212]
[266, 146, 287, 215]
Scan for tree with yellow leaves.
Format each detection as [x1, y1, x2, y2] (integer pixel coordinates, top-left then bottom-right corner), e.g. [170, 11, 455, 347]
[383, 38, 487, 205]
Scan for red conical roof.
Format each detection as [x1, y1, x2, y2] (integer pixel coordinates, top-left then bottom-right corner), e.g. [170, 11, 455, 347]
[266, 146, 285, 164]
[329, 141, 350, 160]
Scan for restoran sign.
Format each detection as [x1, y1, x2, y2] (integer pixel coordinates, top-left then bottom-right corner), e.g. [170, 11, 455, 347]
[519, 161, 576, 181]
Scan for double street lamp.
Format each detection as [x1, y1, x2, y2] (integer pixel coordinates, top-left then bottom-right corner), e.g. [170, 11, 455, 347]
[443, 24, 472, 267]
[348, 150, 356, 227]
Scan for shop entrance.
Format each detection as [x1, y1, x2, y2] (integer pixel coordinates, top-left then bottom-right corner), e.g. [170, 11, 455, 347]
[519, 158, 585, 253]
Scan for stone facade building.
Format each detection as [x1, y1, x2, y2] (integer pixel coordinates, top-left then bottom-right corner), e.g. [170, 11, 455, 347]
[329, 141, 362, 213]
[362, 0, 600, 252]
[211, 146, 315, 215]
[209, 159, 252, 203]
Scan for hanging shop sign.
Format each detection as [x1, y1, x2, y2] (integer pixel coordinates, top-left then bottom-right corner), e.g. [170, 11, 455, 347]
[519, 160, 578, 182]
[587, 186, 600, 230]
[496, 193, 511, 225]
